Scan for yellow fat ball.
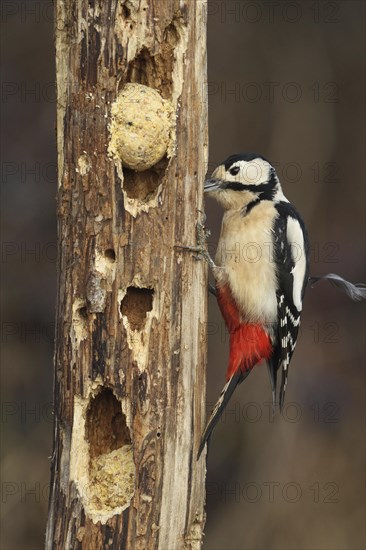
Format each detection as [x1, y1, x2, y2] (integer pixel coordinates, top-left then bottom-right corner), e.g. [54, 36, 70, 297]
[109, 83, 174, 171]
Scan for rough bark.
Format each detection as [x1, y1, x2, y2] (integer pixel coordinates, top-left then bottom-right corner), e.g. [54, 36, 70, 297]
[46, 1, 208, 549]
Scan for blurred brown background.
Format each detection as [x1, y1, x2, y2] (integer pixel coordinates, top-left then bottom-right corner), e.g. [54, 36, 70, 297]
[1, 1, 365, 549]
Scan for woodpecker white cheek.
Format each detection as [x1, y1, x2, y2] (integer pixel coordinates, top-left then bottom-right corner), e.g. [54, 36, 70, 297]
[108, 83, 174, 171]
[246, 164, 260, 183]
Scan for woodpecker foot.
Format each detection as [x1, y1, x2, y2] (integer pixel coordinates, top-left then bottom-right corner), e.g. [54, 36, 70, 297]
[175, 211, 220, 270]
[175, 243, 217, 269]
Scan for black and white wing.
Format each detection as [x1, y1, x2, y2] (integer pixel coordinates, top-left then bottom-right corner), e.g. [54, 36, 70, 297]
[272, 201, 310, 410]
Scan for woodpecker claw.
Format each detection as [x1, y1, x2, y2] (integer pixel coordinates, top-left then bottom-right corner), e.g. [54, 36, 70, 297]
[175, 215, 219, 270]
[176, 244, 217, 269]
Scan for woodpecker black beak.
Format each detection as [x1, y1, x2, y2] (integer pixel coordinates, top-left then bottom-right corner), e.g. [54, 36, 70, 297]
[204, 178, 222, 192]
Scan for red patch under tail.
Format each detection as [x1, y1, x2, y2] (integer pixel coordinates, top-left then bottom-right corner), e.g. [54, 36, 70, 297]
[216, 284, 272, 380]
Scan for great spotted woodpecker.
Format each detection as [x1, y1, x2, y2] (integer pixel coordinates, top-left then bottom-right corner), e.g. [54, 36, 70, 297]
[197, 153, 366, 458]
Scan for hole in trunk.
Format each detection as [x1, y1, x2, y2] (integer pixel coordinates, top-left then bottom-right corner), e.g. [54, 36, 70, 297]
[78, 306, 88, 319]
[104, 248, 116, 262]
[86, 389, 131, 458]
[122, 156, 168, 201]
[85, 389, 135, 513]
[120, 287, 154, 331]
[122, 3, 130, 18]
[126, 47, 173, 100]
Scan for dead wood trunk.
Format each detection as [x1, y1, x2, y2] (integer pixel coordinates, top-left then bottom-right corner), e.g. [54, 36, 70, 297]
[46, 1, 208, 548]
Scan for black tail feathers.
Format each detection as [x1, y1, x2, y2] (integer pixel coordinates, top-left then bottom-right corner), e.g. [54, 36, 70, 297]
[197, 369, 250, 459]
[267, 349, 280, 414]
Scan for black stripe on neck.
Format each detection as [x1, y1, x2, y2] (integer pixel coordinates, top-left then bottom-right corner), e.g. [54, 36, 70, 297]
[242, 198, 261, 216]
[224, 168, 278, 200]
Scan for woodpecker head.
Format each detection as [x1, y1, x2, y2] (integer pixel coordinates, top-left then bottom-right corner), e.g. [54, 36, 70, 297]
[205, 153, 281, 210]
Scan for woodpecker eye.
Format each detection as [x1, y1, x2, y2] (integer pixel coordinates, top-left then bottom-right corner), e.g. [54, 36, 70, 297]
[229, 166, 240, 176]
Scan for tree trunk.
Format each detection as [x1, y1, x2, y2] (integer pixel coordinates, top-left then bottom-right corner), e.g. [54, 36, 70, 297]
[46, 1, 208, 548]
